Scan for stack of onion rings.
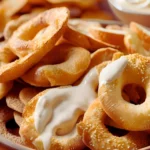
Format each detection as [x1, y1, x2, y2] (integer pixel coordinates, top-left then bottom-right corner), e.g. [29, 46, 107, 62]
[0, 7, 69, 83]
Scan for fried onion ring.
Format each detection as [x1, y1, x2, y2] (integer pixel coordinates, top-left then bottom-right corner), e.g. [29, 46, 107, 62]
[4, 8, 46, 40]
[6, 84, 25, 113]
[90, 47, 118, 69]
[90, 26, 127, 53]
[98, 54, 150, 130]
[14, 112, 23, 127]
[0, 0, 29, 35]
[20, 64, 104, 149]
[19, 87, 42, 105]
[20, 89, 86, 150]
[22, 43, 91, 87]
[1, 0, 28, 17]
[124, 22, 150, 56]
[0, 42, 16, 63]
[124, 29, 150, 56]
[130, 22, 150, 43]
[63, 20, 115, 51]
[0, 7, 69, 83]
[0, 42, 14, 100]
[0, 100, 24, 146]
[77, 99, 150, 150]
[0, 82, 13, 100]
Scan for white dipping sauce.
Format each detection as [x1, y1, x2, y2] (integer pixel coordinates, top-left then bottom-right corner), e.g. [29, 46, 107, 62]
[99, 56, 128, 86]
[34, 68, 98, 150]
[113, 0, 150, 14]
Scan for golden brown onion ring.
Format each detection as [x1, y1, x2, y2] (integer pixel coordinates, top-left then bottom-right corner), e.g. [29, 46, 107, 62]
[78, 99, 150, 150]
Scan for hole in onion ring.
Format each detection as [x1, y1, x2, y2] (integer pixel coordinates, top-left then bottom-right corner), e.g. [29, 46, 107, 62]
[6, 118, 20, 136]
[19, 24, 48, 41]
[40, 45, 74, 65]
[105, 125, 129, 137]
[122, 83, 146, 105]
[0, 35, 4, 42]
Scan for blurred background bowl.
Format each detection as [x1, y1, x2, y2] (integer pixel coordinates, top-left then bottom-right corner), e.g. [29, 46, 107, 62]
[108, 0, 150, 27]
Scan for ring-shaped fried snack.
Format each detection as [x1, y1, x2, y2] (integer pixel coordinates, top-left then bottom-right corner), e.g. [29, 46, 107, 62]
[124, 29, 150, 56]
[0, 8, 8, 37]
[130, 22, 150, 43]
[14, 112, 23, 127]
[0, 100, 24, 146]
[20, 90, 87, 150]
[0, 7, 69, 83]
[19, 63, 103, 150]
[68, 19, 102, 34]
[4, 8, 46, 40]
[124, 22, 150, 56]
[22, 44, 91, 87]
[0, 42, 14, 100]
[0, 0, 29, 36]
[90, 27, 127, 53]
[63, 20, 115, 51]
[19, 87, 42, 105]
[77, 99, 150, 150]
[1, 0, 28, 17]
[8, 7, 69, 58]
[4, 14, 34, 40]
[0, 82, 13, 100]
[90, 47, 118, 69]
[6, 84, 25, 113]
[106, 25, 128, 31]
[98, 54, 150, 131]
[0, 74, 13, 101]
[0, 42, 16, 63]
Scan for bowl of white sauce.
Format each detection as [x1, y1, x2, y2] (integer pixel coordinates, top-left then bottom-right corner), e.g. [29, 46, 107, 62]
[108, 0, 150, 27]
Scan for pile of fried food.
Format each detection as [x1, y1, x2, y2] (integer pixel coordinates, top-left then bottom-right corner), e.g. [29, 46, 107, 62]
[1, 0, 150, 150]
